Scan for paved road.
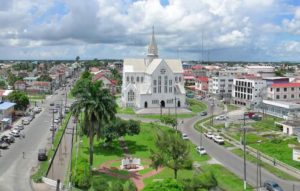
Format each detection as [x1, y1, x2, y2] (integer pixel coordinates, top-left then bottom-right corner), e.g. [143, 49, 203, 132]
[0, 80, 74, 191]
[182, 113, 300, 191]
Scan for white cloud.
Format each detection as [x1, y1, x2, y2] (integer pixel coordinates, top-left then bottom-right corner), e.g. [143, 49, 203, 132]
[283, 7, 300, 35]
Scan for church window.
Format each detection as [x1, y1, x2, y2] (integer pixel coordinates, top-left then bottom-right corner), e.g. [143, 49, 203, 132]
[169, 80, 172, 85]
[131, 76, 134, 83]
[153, 80, 157, 85]
[164, 86, 167, 93]
[174, 87, 177, 93]
[169, 87, 172, 93]
[137, 76, 139, 82]
[158, 76, 161, 93]
[164, 76, 168, 85]
[179, 77, 182, 82]
[153, 87, 157, 93]
[158, 86, 161, 93]
[175, 76, 178, 82]
[126, 76, 129, 82]
[128, 90, 135, 101]
[141, 76, 144, 83]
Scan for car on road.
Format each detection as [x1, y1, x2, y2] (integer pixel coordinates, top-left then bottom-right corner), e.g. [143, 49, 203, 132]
[215, 115, 227, 120]
[200, 111, 207, 116]
[54, 118, 60, 123]
[263, 180, 283, 191]
[0, 141, 9, 149]
[10, 129, 21, 137]
[1, 135, 14, 144]
[196, 146, 207, 155]
[38, 148, 48, 161]
[22, 119, 30, 125]
[182, 133, 189, 140]
[53, 109, 58, 113]
[50, 125, 57, 131]
[50, 102, 54, 106]
[213, 135, 225, 145]
[204, 132, 214, 139]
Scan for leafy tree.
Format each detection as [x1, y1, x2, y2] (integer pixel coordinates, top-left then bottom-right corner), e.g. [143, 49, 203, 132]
[143, 178, 184, 191]
[7, 71, 23, 86]
[183, 172, 218, 191]
[101, 118, 140, 144]
[6, 90, 29, 111]
[0, 80, 6, 89]
[76, 56, 80, 62]
[109, 68, 122, 87]
[150, 129, 191, 179]
[37, 74, 52, 82]
[160, 115, 178, 129]
[71, 72, 117, 172]
[73, 158, 91, 189]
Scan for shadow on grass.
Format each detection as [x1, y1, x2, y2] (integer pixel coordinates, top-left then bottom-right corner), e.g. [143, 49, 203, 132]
[125, 140, 149, 155]
[83, 140, 124, 157]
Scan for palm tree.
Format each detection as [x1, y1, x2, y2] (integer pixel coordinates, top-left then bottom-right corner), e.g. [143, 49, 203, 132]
[71, 78, 117, 171]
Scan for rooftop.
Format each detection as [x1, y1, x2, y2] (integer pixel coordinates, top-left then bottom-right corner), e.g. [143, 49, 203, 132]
[0, 102, 16, 110]
[271, 83, 300, 88]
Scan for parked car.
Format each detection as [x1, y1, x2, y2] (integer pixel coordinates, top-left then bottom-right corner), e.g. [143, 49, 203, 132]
[0, 141, 9, 149]
[53, 109, 58, 113]
[182, 133, 189, 140]
[22, 119, 30, 125]
[54, 118, 60, 123]
[200, 111, 207, 116]
[38, 148, 48, 161]
[263, 180, 283, 191]
[196, 146, 207, 155]
[10, 129, 21, 137]
[17, 124, 24, 130]
[50, 102, 54, 106]
[204, 132, 214, 139]
[50, 124, 57, 131]
[1, 135, 14, 144]
[213, 135, 225, 145]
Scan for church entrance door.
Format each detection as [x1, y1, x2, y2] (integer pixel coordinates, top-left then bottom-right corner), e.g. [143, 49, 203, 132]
[160, 100, 165, 108]
[144, 102, 148, 108]
[177, 101, 181, 107]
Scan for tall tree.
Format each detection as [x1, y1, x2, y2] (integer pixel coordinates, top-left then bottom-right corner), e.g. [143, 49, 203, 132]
[71, 72, 117, 171]
[0, 80, 6, 89]
[6, 90, 29, 111]
[150, 129, 191, 179]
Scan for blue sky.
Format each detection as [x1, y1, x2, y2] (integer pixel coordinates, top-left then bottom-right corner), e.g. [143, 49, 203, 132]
[0, 0, 300, 61]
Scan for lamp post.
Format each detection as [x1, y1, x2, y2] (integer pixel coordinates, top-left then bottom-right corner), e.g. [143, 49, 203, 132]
[243, 112, 247, 190]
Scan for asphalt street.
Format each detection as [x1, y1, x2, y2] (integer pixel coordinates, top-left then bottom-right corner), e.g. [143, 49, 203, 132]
[0, 82, 72, 191]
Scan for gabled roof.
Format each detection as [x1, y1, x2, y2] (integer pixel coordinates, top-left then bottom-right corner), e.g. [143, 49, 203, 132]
[14, 80, 26, 85]
[0, 102, 16, 110]
[191, 65, 204, 70]
[93, 73, 116, 85]
[32, 81, 51, 87]
[197, 76, 208, 82]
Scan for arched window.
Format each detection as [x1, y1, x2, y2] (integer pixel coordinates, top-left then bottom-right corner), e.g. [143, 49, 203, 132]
[141, 76, 144, 83]
[128, 90, 135, 101]
[126, 76, 129, 82]
[175, 76, 178, 82]
[137, 76, 140, 82]
[179, 77, 181, 82]
[131, 76, 134, 83]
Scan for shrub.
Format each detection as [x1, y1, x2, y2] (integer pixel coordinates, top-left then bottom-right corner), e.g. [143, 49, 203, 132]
[72, 158, 91, 189]
[143, 178, 184, 191]
[93, 177, 109, 191]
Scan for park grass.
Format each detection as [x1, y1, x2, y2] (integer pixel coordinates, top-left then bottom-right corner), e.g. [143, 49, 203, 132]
[28, 94, 46, 100]
[231, 148, 299, 181]
[31, 112, 72, 182]
[88, 172, 128, 191]
[143, 164, 253, 191]
[116, 107, 135, 115]
[252, 115, 283, 132]
[187, 98, 207, 113]
[138, 113, 195, 119]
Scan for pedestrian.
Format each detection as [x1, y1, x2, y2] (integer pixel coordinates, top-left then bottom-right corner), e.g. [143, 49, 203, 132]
[22, 152, 25, 159]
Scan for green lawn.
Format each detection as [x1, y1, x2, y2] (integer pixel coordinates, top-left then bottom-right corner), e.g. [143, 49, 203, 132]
[138, 113, 196, 119]
[187, 98, 207, 113]
[143, 164, 253, 191]
[232, 148, 299, 181]
[116, 107, 135, 115]
[28, 94, 46, 100]
[252, 116, 283, 132]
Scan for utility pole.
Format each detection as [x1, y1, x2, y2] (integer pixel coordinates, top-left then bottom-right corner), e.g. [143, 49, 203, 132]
[69, 125, 75, 190]
[243, 123, 247, 190]
[52, 109, 55, 149]
[175, 97, 178, 131]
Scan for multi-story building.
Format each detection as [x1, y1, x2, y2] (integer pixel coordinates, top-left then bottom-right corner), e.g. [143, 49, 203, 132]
[208, 76, 234, 101]
[232, 76, 267, 107]
[267, 83, 300, 102]
[195, 76, 209, 96]
[245, 65, 275, 77]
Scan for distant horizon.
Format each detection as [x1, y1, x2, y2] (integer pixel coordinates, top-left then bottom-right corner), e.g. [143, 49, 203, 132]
[0, 1, 300, 61]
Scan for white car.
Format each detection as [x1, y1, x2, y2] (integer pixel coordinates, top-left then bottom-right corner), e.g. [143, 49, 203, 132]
[54, 118, 60, 123]
[196, 146, 207, 155]
[213, 135, 225, 145]
[10, 129, 20, 137]
[204, 132, 214, 139]
[182, 133, 189, 140]
[215, 115, 227, 120]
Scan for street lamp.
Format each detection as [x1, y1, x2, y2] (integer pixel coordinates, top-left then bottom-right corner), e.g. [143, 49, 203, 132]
[242, 112, 247, 190]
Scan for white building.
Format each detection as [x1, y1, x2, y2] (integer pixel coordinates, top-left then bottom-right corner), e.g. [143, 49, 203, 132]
[245, 65, 275, 77]
[121, 28, 186, 109]
[208, 76, 234, 101]
[232, 76, 267, 107]
[267, 83, 300, 102]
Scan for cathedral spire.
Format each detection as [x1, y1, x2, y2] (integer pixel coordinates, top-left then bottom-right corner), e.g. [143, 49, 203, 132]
[147, 26, 158, 63]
